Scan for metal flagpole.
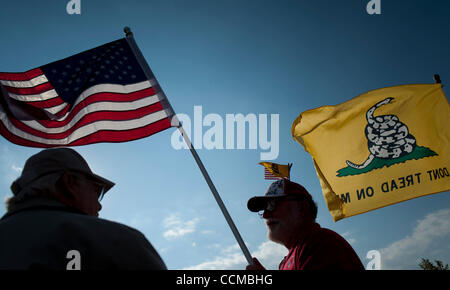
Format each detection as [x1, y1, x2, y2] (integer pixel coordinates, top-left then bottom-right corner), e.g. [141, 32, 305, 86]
[123, 27, 254, 265]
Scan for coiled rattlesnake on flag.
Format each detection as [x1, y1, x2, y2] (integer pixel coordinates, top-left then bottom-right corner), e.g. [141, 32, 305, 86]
[345, 97, 417, 169]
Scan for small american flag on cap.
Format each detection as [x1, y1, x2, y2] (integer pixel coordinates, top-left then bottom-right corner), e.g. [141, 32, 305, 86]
[260, 162, 292, 180]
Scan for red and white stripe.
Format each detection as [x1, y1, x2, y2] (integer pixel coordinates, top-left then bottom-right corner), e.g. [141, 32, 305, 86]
[0, 68, 68, 117]
[264, 167, 282, 180]
[0, 69, 173, 148]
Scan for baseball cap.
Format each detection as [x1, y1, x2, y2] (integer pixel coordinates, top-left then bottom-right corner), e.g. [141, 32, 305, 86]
[11, 148, 115, 195]
[247, 178, 312, 212]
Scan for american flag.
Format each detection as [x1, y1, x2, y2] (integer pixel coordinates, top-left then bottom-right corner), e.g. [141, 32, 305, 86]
[0, 38, 173, 148]
[264, 167, 282, 180]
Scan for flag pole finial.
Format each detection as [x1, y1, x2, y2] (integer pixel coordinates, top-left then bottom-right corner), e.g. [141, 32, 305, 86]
[123, 26, 133, 38]
[434, 74, 441, 84]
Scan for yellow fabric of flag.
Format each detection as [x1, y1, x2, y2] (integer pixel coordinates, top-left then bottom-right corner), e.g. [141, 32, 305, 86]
[291, 84, 450, 221]
[259, 162, 291, 179]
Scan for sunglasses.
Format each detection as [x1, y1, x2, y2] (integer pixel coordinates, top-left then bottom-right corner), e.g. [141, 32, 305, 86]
[71, 171, 106, 202]
[258, 197, 302, 218]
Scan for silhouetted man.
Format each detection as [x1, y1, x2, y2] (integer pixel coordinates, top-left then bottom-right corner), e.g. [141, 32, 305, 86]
[0, 148, 166, 270]
[246, 178, 364, 270]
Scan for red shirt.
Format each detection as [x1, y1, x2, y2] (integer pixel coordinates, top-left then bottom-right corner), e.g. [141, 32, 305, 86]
[279, 223, 364, 270]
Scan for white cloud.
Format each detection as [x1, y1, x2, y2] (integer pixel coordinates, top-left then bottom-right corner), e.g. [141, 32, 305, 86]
[183, 244, 246, 270]
[251, 241, 288, 270]
[380, 208, 450, 269]
[207, 243, 222, 250]
[341, 231, 356, 245]
[0, 146, 23, 184]
[11, 165, 22, 174]
[183, 241, 287, 270]
[163, 213, 200, 239]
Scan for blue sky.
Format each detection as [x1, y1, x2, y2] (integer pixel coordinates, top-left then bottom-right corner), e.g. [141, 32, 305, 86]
[0, 0, 449, 270]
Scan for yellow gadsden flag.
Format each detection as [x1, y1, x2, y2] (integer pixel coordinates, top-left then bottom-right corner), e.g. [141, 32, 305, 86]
[291, 84, 450, 221]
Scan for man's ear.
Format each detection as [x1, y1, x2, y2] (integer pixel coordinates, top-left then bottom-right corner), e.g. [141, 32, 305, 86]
[59, 171, 78, 201]
[298, 200, 312, 221]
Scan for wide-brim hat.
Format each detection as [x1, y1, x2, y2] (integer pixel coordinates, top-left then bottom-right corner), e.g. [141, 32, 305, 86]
[11, 148, 115, 195]
[247, 178, 312, 212]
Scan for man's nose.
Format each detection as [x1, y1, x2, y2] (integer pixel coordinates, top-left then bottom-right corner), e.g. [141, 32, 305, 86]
[262, 209, 272, 219]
